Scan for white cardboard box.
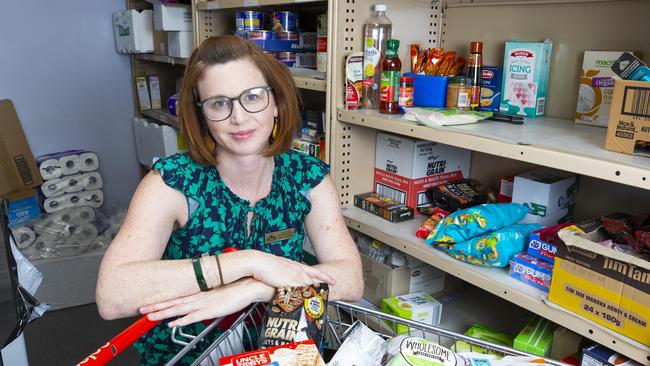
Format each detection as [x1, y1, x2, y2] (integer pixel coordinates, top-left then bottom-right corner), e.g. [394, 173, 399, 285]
[512, 168, 578, 226]
[133, 118, 182, 168]
[153, 1, 192, 31]
[112, 10, 154, 53]
[575, 51, 627, 127]
[374, 132, 471, 209]
[168, 31, 193, 58]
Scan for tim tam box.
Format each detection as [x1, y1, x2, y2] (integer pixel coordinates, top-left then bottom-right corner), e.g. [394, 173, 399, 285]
[374, 132, 471, 210]
[604, 79, 650, 156]
[549, 224, 650, 346]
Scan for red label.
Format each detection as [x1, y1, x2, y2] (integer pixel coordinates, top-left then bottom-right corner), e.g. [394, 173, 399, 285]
[231, 351, 271, 365]
[375, 169, 465, 210]
[482, 69, 494, 79]
[511, 50, 533, 58]
[317, 36, 327, 52]
[346, 80, 360, 109]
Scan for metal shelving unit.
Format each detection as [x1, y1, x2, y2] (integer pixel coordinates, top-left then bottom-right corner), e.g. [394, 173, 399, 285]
[196, 0, 322, 11]
[289, 68, 327, 92]
[329, 0, 650, 363]
[140, 108, 180, 129]
[135, 54, 188, 66]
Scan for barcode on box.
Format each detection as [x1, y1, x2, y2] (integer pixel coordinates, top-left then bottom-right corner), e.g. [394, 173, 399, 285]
[621, 86, 650, 118]
[13, 155, 33, 185]
[296, 53, 316, 69]
[536, 97, 546, 115]
[375, 182, 405, 204]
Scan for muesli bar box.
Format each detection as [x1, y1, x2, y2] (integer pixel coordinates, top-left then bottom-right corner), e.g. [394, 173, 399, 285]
[548, 223, 650, 346]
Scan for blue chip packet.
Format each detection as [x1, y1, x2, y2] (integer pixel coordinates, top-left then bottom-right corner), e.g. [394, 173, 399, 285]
[425, 203, 529, 245]
[437, 224, 543, 267]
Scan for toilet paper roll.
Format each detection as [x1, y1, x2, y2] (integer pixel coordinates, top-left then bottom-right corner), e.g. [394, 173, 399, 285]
[72, 206, 96, 223]
[80, 190, 104, 208]
[59, 155, 81, 176]
[41, 177, 66, 198]
[39, 158, 63, 180]
[63, 173, 85, 193]
[70, 223, 98, 244]
[12, 226, 36, 249]
[33, 218, 72, 239]
[79, 152, 100, 172]
[43, 195, 70, 213]
[31, 236, 59, 259]
[79, 171, 103, 191]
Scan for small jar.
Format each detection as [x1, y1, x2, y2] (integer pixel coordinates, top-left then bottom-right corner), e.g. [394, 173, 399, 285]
[446, 76, 471, 110]
[398, 76, 414, 108]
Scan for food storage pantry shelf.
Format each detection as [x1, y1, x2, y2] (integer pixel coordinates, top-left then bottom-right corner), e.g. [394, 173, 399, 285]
[135, 54, 188, 66]
[338, 108, 650, 190]
[141, 108, 180, 129]
[343, 206, 650, 364]
[290, 68, 326, 92]
[197, 0, 322, 11]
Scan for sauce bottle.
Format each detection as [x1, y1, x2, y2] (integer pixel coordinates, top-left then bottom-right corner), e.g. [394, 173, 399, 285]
[379, 39, 401, 114]
[467, 41, 483, 110]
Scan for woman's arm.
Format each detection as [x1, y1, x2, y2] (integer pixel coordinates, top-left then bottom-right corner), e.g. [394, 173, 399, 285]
[97, 171, 334, 320]
[305, 175, 364, 302]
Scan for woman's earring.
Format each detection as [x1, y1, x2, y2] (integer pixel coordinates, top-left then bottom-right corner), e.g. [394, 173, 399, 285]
[269, 117, 278, 143]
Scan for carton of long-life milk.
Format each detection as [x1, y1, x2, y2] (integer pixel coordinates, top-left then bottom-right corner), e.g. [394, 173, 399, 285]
[500, 40, 553, 118]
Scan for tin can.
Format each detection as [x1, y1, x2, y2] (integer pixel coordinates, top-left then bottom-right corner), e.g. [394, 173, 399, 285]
[275, 31, 298, 41]
[272, 11, 298, 32]
[247, 30, 275, 40]
[277, 51, 297, 67]
[236, 11, 263, 31]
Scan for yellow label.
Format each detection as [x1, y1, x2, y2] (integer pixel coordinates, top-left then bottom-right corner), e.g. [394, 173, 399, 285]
[304, 296, 324, 319]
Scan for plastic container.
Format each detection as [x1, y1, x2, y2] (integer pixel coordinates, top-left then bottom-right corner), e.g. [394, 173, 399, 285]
[406, 73, 448, 108]
[362, 4, 392, 109]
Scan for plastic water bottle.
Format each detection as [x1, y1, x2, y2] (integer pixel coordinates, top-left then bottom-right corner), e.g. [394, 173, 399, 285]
[362, 4, 392, 109]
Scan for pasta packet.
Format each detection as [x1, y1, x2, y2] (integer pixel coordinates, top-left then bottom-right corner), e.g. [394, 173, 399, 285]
[258, 284, 329, 349]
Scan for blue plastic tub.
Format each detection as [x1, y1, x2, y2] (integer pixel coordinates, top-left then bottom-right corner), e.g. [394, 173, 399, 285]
[406, 73, 448, 108]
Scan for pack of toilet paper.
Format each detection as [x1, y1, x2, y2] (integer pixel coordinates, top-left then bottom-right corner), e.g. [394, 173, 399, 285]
[37, 150, 100, 181]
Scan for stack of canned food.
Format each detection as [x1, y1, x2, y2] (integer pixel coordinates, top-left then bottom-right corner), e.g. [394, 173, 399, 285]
[235, 10, 318, 69]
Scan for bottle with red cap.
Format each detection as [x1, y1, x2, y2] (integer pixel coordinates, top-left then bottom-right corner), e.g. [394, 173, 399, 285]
[467, 41, 483, 110]
[398, 75, 414, 111]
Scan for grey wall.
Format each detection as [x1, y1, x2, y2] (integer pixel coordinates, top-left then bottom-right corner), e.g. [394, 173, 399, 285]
[0, 1, 141, 210]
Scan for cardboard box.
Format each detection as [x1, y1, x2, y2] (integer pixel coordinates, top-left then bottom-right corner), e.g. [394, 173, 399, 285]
[581, 345, 642, 366]
[353, 192, 414, 223]
[512, 168, 578, 226]
[497, 176, 514, 203]
[527, 223, 572, 263]
[374, 132, 471, 210]
[548, 226, 650, 346]
[0, 100, 43, 196]
[500, 40, 553, 118]
[509, 253, 553, 292]
[360, 252, 445, 306]
[112, 9, 153, 54]
[135, 76, 152, 110]
[479, 66, 503, 113]
[153, 1, 192, 31]
[513, 316, 557, 357]
[575, 51, 627, 128]
[381, 291, 442, 334]
[550, 327, 583, 360]
[220, 340, 325, 366]
[168, 30, 193, 58]
[604, 79, 650, 156]
[5, 188, 41, 228]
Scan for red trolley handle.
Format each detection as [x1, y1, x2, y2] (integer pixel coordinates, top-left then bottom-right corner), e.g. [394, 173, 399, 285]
[77, 247, 239, 365]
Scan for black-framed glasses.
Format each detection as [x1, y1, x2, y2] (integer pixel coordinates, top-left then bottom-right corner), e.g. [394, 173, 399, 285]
[197, 86, 273, 122]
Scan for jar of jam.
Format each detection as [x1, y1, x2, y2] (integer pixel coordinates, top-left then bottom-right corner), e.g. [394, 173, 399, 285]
[446, 76, 471, 110]
[398, 76, 414, 109]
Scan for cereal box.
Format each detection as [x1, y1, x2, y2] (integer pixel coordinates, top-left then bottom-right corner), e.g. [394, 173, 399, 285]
[575, 51, 627, 127]
[345, 52, 364, 109]
[500, 40, 553, 118]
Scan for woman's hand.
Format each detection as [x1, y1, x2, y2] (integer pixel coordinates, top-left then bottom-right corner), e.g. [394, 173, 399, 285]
[140, 278, 274, 327]
[246, 251, 336, 288]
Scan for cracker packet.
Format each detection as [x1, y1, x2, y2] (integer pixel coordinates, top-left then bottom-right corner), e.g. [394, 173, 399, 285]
[258, 284, 329, 349]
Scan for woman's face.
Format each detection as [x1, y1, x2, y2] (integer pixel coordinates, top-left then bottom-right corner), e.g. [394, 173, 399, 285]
[197, 58, 278, 158]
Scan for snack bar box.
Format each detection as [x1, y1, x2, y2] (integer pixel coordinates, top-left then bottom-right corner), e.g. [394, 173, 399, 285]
[220, 339, 325, 366]
[549, 225, 650, 346]
[374, 132, 471, 210]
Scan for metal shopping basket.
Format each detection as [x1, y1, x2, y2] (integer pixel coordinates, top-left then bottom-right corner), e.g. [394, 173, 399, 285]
[79, 301, 566, 365]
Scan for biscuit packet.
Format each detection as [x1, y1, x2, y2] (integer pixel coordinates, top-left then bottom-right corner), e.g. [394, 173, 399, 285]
[220, 339, 326, 366]
[258, 284, 329, 349]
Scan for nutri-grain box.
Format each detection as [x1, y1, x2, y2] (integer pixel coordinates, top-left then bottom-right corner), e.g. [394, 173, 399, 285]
[374, 132, 471, 210]
[500, 40, 553, 118]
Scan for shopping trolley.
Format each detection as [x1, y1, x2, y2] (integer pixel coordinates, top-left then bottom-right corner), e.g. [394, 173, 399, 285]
[79, 300, 566, 365]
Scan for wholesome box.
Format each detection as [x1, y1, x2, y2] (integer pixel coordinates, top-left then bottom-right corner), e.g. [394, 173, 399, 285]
[604, 79, 650, 156]
[575, 51, 627, 127]
[374, 132, 471, 210]
[500, 40, 553, 118]
[549, 225, 650, 346]
[219, 340, 325, 366]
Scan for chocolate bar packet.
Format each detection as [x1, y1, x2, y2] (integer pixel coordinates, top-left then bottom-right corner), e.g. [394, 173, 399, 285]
[428, 179, 494, 212]
[258, 284, 329, 349]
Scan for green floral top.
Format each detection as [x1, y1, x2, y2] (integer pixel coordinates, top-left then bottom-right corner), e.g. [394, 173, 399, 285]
[133, 151, 329, 365]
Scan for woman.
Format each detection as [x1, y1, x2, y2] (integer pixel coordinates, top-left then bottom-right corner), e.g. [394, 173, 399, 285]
[96, 35, 363, 364]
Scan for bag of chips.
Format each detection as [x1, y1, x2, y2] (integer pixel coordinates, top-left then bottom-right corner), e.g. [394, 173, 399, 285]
[258, 284, 329, 349]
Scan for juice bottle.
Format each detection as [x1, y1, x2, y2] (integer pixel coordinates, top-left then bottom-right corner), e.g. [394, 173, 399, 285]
[379, 39, 401, 114]
[362, 4, 392, 109]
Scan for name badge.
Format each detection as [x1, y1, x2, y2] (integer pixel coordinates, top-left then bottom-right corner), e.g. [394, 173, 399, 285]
[265, 228, 295, 244]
